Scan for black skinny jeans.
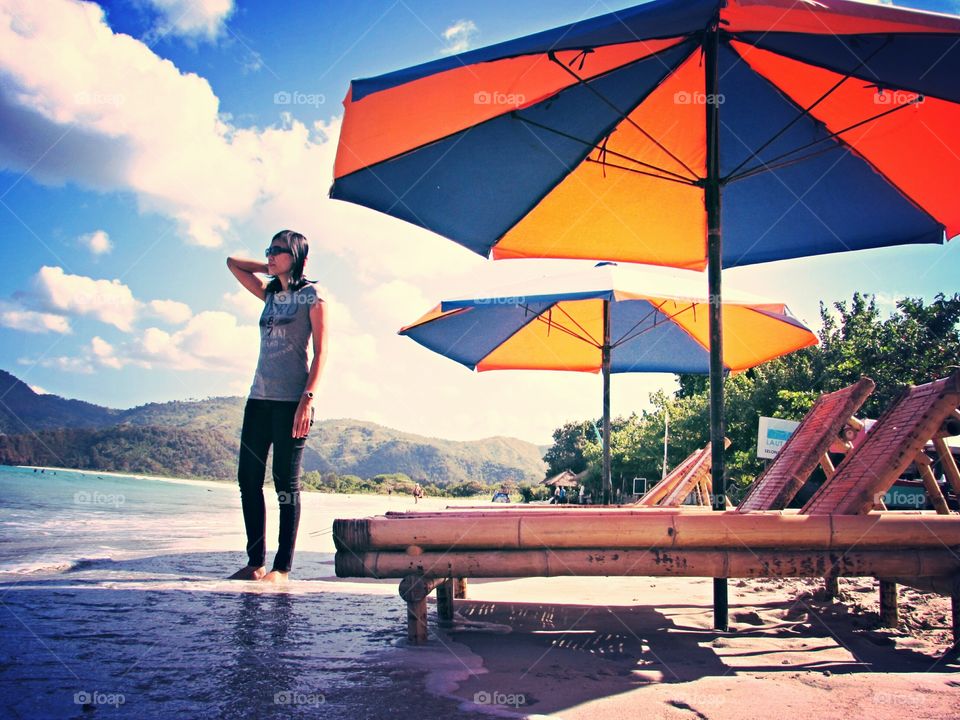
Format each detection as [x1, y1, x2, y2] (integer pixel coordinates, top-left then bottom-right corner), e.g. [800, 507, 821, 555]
[237, 399, 306, 573]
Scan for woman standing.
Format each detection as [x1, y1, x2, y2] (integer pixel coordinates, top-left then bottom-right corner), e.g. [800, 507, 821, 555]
[226, 230, 326, 583]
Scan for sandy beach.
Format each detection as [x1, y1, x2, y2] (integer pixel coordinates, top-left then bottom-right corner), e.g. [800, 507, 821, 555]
[1, 467, 958, 718]
[427, 575, 958, 719]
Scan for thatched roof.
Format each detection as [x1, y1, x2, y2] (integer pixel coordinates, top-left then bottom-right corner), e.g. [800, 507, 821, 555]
[542, 469, 588, 488]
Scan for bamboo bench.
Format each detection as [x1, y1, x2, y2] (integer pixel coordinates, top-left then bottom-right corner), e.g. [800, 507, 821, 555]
[333, 374, 960, 645]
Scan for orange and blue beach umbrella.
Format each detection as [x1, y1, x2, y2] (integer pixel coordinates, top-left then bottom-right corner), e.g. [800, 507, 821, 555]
[332, 0, 960, 269]
[399, 263, 817, 500]
[399, 264, 817, 375]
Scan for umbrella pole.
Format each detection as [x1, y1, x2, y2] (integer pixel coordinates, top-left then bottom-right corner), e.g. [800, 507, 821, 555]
[704, 18, 729, 632]
[602, 299, 612, 505]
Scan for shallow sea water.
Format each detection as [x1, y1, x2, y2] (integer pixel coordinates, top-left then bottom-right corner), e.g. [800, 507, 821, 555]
[0, 467, 485, 719]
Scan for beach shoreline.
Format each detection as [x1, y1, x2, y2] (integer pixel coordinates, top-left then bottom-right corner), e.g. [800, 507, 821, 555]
[3, 467, 958, 718]
[17, 464, 232, 490]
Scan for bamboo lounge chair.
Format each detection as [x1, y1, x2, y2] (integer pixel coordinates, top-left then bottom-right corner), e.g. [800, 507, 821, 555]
[797, 371, 960, 628]
[635, 378, 874, 510]
[802, 371, 960, 516]
[634, 444, 712, 507]
[737, 377, 876, 512]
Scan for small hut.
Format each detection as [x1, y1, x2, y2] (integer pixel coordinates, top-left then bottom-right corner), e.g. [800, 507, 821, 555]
[542, 469, 591, 504]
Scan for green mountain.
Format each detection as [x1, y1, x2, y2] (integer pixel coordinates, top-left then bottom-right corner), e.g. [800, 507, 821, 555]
[0, 369, 120, 432]
[0, 425, 237, 480]
[0, 370, 546, 484]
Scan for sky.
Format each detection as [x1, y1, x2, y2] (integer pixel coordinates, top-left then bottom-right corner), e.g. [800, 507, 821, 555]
[0, 0, 957, 445]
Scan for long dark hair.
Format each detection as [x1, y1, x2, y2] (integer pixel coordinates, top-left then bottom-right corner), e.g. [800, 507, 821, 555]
[265, 229, 311, 293]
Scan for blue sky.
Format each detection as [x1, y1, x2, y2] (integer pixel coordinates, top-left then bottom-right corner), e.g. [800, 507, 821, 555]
[0, 0, 958, 444]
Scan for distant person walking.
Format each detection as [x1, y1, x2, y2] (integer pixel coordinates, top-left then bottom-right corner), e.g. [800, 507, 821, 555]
[226, 230, 327, 583]
[413, 483, 424, 504]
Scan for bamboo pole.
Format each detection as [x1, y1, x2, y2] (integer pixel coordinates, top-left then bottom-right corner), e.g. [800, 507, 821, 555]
[334, 512, 960, 553]
[338, 548, 960, 580]
[820, 453, 836, 481]
[916, 452, 951, 515]
[436, 579, 454, 624]
[396, 506, 716, 516]
[885, 575, 959, 595]
[824, 573, 839, 599]
[879, 580, 899, 627]
[933, 437, 960, 496]
[399, 575, 441, 644]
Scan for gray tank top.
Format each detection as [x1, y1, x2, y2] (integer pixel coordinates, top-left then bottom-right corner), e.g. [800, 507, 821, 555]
[248, 283, 320, 401]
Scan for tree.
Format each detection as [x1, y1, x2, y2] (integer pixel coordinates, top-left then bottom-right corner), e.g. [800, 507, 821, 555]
[543, 420, 597, 477]
[448, 479, 489, 497]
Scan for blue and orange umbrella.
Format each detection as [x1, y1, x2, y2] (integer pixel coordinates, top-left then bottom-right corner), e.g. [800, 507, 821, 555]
[400, 263, 817, 499]
[332, 0, 959, 268]
[332, 0, 959, 626]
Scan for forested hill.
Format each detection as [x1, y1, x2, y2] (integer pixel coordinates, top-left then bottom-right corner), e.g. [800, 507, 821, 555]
[0, 370, 546, 485]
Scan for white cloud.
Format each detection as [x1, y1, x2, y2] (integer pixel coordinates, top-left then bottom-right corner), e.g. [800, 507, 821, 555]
[131, 310, 258, 372]
[79, 229, 112, 255]
[0, 2, 481, 272]
[0, 0, 261, 246]
[440, 19, 477, 54]
[13, 266, 200, 333]
[90, 335, 124, 369]
[20, 354, 94, 374]
[221, 287, 263, 322]
[29, 266, 139, 331]
[142, 0, 234, 40]
[147, 298, 192, 324]
[19, 335, 138, 373]
[365, 279, 432, 328]
[0, 304, 71, 333]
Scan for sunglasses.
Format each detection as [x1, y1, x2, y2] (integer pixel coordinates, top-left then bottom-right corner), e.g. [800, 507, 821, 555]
[265, 245, 293, 257]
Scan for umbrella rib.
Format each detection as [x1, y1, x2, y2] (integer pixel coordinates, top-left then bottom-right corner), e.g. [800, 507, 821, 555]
[612, 301, 699, 348]
[546, 50, 702, 182]
[552, 303, 602, 347]
[527, 303, 602, 348]
[726, 98, 922, 184]
[725, 141, 853, 185]
[724, 35, 893, 180]
[609, 304, 662, 348]
[581, 156, 701, 186]
[514, 115, 698, 185]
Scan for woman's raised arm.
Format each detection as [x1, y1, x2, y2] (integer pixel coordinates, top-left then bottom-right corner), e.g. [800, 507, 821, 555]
[226, 256, 269, 301]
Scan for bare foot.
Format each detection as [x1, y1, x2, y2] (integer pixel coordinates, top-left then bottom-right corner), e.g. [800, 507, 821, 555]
[260, 570, 289, 584]
[227, 565, 266, 580]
